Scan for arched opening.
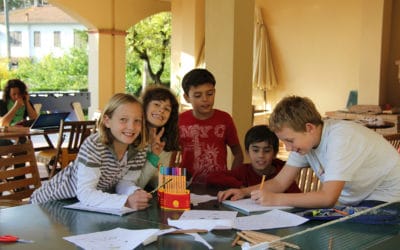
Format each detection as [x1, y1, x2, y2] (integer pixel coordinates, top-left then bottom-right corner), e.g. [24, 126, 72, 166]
[125, 12, 171, 96]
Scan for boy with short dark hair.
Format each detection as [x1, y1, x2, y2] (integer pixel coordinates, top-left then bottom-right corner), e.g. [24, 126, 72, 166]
[209, 125, 301, 192]
[179, 68, 244, 184]
[218, 96, 400, 208]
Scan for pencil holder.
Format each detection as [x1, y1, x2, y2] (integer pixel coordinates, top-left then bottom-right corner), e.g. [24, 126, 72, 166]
[157, 166, 190, 210]
[158, 189, 190, 210]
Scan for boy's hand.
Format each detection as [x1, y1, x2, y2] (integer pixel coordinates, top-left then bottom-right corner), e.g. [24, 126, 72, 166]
[217, 188, 246, 202]
[250, 189, 276, 206]
[150, 127, 166, 156]
[125, 189, 152, 210]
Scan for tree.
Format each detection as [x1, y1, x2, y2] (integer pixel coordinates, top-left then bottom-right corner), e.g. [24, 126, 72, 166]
[126, 12, 171, 95]
[9, 46, 88, 91]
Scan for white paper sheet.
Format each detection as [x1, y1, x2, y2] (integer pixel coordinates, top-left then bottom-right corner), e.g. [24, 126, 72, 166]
[188, 233, 213, 249]
[179, 210, 238, 220]
[176, 209, 238, 230]
[168, 218, 233, 231]
[234, 209, 309, 230]
[63, 227, 159, 250]
[64, 202, 137, 216]
[158, 228, 213, 249]
[222, 198, 293, 215]
[190, 193, 217, 206]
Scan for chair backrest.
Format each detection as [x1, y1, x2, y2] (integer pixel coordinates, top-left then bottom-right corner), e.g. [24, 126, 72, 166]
[295, 167, 321, 193]
[169, 150, 182, 167]
[63, 120, 97, 152]
[33, 103, 42, 114]
[53, 120, 97, 169]
[72, 102, 85, 121]
[0, 140, 41, 201]
[383, 133, 400, 152]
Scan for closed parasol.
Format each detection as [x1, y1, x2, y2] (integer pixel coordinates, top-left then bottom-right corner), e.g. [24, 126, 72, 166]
[252, 7, 278, 106]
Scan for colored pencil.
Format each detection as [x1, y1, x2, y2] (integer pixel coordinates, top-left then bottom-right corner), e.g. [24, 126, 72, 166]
[259, 175, 266, 190]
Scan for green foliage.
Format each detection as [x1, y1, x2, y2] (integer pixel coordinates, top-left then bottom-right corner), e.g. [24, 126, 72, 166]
[125, 57, 143, 95]
[0, 58, 11, 89]
[126, 12, 171, 95]
[8, 47, 88, 91]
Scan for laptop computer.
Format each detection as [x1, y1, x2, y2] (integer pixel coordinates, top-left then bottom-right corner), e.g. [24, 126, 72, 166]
[30, 112, 70, 132]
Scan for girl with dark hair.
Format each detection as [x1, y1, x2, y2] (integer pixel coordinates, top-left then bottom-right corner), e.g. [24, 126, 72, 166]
[141, 85, 180, 188]
[0, 79, 37, 126]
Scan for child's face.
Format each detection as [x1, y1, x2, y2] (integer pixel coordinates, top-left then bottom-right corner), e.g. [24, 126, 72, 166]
[248, 141, 275, 172]
[275, 124, 318, 155]
[9, 87, 22, 101]
[184, 83, 215, 118]
[104, 102, 143, 146]
[146, 99, 172, 128]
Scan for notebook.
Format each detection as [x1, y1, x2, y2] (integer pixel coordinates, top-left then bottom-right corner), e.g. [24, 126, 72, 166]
[222, 198, 293, 215]
[29, 112, 70, 132]
[64, 202, 137, 216]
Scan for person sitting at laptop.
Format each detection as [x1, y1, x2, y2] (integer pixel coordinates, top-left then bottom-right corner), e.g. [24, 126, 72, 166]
[0, 79, 37, 128]
[0, 79, 38, 183]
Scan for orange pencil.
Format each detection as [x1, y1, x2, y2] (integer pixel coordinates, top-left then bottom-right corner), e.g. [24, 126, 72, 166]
[333, 208, 348, 216]
[259, 175, 266, 190]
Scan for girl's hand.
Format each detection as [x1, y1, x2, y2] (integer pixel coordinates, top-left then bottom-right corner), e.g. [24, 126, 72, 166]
[125, 189, 152, 210]
[14, 97, 25, 109]
[23, 92, 30, 103]
[150, 127, 166, 155]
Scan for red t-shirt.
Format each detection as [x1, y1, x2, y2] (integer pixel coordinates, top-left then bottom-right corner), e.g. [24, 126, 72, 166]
[207, 159, 302, 193]
[178, 109, 241, 184]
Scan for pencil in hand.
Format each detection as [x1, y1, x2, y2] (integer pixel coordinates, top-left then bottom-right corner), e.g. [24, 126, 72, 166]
[150, 178, 173, 194]
[259, 175, 266, 190]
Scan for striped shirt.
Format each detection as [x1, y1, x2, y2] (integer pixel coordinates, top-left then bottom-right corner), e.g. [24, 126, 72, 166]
[30, 133, 156, 209]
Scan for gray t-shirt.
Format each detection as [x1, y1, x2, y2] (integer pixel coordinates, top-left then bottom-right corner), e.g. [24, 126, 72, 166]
[287, 119, 400, 205]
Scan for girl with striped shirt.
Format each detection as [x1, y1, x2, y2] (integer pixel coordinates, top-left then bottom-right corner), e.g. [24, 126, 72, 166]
[31, 93, 164, 211]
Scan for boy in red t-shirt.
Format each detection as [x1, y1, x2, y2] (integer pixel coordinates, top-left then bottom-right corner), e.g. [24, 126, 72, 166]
[178, 68, 244, 184]
[210, 125, 300, 192]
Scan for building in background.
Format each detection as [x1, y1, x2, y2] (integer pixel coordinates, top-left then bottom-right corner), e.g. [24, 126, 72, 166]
[0, 4, 86, 61]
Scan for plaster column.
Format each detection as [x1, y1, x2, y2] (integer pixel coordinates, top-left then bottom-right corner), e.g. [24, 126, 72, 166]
[205, 0, 254, 164]
[88, 30, 126, 115]
[171, 0, 205, 105]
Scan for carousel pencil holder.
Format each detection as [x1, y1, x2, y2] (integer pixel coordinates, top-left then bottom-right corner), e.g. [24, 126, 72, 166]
[157, 166, 190, 210]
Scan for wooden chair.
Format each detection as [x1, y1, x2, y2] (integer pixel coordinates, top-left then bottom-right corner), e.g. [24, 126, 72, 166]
[36, 120, 97, 178]
[33, 103, 42, 114]
[72, 101, 85, 121]
[295, 167, 321, 192]
[169, 150, 182, 167]
[383, 133, 400, 151]
[0, 140, 41, 207]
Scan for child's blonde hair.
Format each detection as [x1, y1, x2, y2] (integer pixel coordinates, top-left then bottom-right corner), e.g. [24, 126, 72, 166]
[269, 95, 323, 132]
[98, 93, 147, 149]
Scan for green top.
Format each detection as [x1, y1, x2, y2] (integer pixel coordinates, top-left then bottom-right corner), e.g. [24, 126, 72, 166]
[7, 100, 26, 125]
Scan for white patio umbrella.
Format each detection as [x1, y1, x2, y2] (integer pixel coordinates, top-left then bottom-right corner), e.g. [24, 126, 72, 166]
[252, 7, 278, 106]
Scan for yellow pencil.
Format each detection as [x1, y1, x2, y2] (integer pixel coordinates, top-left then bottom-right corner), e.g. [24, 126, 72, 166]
[150, 178, 173, 194]
[260, 175, 266, 190]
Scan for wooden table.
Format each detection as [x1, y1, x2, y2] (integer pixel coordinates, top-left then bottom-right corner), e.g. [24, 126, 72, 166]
[325, 111, 400, 134]
[0, 126, 58, 150]
[364, 121, 396, 131]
